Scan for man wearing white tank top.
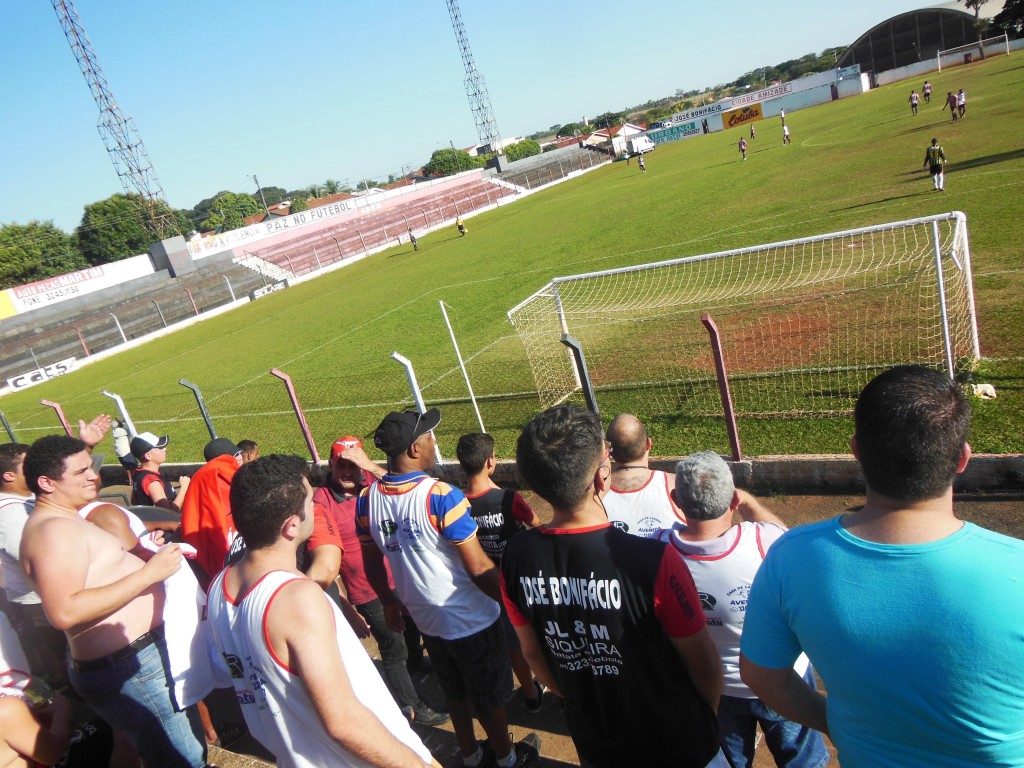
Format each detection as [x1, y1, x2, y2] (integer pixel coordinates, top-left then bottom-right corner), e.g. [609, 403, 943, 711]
[603, 414, 684, 538]
[205, 454, 436, 768]
[665, 452, 828, 768]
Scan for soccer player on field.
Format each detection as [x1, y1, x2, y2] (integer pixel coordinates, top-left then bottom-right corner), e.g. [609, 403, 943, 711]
[922, 80, 932, 103]
[909, 90, 920, 116]
[738, 137, 748, 160]
[943, 91, 958, 121]
[923, 138, 946, 191]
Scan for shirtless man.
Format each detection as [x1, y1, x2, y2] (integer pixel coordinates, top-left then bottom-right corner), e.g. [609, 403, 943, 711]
[603, 414, 684, 538]
[20, 435, 207, 768]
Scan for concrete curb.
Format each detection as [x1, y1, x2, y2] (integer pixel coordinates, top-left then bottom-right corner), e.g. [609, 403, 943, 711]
[101, 454, 1023, 496]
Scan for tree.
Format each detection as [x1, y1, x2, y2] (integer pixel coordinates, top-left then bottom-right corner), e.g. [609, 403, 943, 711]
[557, 122, 583, 137]
[993, 0, 1024, 35]
[423, 148, 484, 177]
[503, 138, 542, 163]
[323, 179, 341, 195]
[258, 186, 288, 206]
[197, 191, 261, 233]
[0, 221, 88, 290]
[964, 1, 992, 56]
[76, 193, 180, 265]
[290, 196, 309, 213]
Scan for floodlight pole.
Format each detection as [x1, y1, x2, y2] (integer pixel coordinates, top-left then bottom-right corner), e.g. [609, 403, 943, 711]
[0, 412, 16, 443]
[40, 400, 73, 437]
[100, 390, 137, 436]
[439, 301, 485, 432]
[270, 368, 321, 464]
[701, 313, 743, 462]
[390, 352, 443, 464]
[178, 379, 218, 441]
[560, 335, 599, 417]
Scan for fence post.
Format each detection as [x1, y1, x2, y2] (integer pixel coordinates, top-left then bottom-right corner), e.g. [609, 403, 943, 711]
[75, 327, 92, 356]
[183, 289, 199, 316]
[40, 399, 72, 437]
[179, 379, 218, 440]
[390, 352, 443, 464]
[332, 236, 342, 261]
[560, 335, 599, 417]
[0, 412, 16, 442]
[700, 313, 743, 462]
[269, 368, 321, 463]
[152, 300, 167, 327]
[311, 246, 322, 270]
[421, 208, 429, 227]
[100, 390, 137, 436]
[357, 230, 367, 255]
[110, 312, 128, 343]
[223, 275, 236, 302]
[27, 346, 41, 369]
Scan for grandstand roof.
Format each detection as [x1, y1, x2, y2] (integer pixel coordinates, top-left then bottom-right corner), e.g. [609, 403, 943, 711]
[836, 6, 980, 72]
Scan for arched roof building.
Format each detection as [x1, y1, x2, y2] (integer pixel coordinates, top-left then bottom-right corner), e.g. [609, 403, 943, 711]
[837, 7, 977, 73]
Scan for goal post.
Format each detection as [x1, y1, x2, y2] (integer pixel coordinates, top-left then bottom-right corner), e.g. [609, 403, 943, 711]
[937, 34, 1010, 71]
[507, 212, 980, 418]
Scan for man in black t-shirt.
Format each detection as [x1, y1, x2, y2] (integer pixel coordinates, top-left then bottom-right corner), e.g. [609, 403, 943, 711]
[501, 405, 726, 768]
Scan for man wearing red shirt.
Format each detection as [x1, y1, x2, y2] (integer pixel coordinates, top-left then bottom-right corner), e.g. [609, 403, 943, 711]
[307, 436, 449, 727]
[179, 438, 241, 589]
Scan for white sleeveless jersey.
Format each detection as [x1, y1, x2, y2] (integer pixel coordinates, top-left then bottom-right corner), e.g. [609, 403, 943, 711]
[206, 569, 431, 768]
[603, 470, 682, 539]
[366, 478, 499, 639]
[668, 522, 808, 697]
[78, 501, 213, 709]
[0, 492, 38, 604]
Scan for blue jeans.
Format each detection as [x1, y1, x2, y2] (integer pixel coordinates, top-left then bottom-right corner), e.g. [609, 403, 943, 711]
[717, 670, 828, 768]
[68, 630, 206, 768]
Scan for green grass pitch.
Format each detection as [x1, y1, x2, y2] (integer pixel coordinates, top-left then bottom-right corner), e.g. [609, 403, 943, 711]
[3, 53, 1023, 462]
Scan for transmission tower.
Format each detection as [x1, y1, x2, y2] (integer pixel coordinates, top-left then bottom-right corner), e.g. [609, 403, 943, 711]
[445, 0, 502, 153]
[51, 0, 178, 239]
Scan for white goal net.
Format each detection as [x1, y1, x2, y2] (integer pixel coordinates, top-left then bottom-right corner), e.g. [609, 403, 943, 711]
[507, 212, 979, 419]
[937, 34, 1010, 71]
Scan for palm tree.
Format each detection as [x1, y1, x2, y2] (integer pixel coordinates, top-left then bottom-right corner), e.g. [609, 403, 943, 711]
[323, 179, 341, 195]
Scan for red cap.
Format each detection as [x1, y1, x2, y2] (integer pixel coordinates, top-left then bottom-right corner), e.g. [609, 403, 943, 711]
[331, 435, 363, 461]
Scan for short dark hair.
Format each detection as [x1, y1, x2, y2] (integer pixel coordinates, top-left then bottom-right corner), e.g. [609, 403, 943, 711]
[229, 454, 309, 550]
[24, 435, 87, 495]
[516, 405, 602, 510]
[0, 444, 29, 479]
[237, 440, 258, 453]
[456, 433, 494, 475]
[854, 365, 971, 502]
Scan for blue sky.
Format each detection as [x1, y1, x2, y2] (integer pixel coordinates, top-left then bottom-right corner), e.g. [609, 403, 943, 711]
[3, 0, 936, 230]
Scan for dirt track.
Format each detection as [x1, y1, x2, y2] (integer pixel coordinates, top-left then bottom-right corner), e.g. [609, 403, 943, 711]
[208, 489, 1024, 768]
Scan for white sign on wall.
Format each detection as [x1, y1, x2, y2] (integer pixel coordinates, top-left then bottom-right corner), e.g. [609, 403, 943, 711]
[6, 357, 78, 391]
[3, 255, 153, 316]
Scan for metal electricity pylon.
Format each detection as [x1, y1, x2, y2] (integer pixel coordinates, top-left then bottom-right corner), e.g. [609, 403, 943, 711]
[445, 0, 502, 153]
[51, 0, 179, 239]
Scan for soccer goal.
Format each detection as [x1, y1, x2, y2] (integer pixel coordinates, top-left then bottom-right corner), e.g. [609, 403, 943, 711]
[507, 212, 980, 419]
[937, 34, 1010, 71]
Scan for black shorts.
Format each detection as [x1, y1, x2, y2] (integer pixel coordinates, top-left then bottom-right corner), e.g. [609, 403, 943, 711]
[421, 618, 512, 713]
[59, 718, 114, 768]
[930, 164, 943, 175]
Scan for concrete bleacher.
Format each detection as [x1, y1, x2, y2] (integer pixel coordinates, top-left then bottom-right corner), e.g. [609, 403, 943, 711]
[497, 144, 610, 190]
[243, 177, 515, 276]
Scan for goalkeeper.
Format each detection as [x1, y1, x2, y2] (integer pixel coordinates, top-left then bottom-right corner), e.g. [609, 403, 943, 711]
[923, 138, 946, 192]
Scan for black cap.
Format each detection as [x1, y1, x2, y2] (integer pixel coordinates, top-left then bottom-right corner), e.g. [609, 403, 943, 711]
[373, 408, 441, 457]
[204, 437, 240, 462]
[129, 432, 169, 460]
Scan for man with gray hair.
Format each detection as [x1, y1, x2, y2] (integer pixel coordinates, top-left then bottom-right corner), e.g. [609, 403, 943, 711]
[666, 451, 828, 768]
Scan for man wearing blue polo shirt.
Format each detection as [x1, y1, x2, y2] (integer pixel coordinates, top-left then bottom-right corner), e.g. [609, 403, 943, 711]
[740, 366, 1024, 767]
[357, 409, 540, 768]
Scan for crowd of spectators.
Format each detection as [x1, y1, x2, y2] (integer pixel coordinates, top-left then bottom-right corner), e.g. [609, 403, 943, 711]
[0, 364, 1019, 768]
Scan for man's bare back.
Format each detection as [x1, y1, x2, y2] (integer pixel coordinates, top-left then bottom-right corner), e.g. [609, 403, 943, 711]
[22, 509, 168, 661]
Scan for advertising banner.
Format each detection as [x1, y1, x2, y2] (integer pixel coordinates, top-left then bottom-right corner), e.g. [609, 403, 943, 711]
[668, 102, 725, 123]
[648, 122, 701, 144]
[3, 255, 154, 317]
[249, 279, 289, 301]
[722, 103, 764, 129]
[6, 357, 78, 392]
[729, 83, 793, 108]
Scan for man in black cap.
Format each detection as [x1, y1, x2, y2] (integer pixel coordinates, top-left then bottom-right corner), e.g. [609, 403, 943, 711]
[357, 409, 540, 768]
[130, 431, 189, 511]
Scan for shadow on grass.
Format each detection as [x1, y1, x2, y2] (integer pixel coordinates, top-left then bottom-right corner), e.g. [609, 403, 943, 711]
[945, 148, 1024, 173]
[831, 190, 932, 211]
[893, 120, 957, 136]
